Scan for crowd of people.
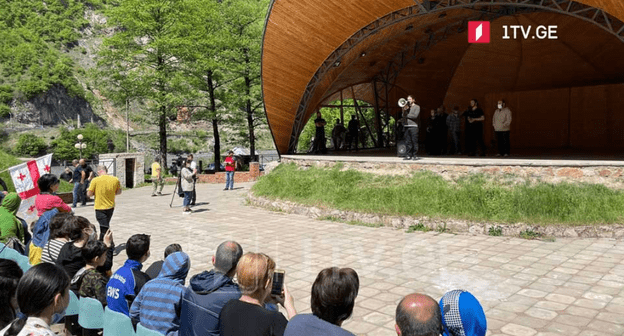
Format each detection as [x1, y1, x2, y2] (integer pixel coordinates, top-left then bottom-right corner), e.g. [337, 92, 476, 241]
[312, 98, 513, 158]
[0, 192, 488, 336]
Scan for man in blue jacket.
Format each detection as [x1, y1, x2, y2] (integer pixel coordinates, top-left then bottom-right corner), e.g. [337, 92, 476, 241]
[106, 234, 151, 316]
[131, 251, 190, 336]
[180, 241, 244, 336]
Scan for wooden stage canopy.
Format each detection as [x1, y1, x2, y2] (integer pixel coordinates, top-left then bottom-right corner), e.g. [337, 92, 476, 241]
[261, 0, 624, 155]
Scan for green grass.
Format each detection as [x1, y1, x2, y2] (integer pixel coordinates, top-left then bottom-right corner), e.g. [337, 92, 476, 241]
[0, 150, 22, 192]
[488, 226, 503, 236]
[252, 163, 624, 226]
[407, 223, 430, 233]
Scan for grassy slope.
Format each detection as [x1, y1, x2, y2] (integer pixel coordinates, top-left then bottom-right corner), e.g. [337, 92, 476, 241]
[0, 150, 73, 193]
[252, 163, 624, 226]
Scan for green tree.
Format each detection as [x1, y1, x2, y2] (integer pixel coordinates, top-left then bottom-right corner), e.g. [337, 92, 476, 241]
[97, 0, 196, 166]
[50, 124, 114, 161]
[14, 133, 48, 157]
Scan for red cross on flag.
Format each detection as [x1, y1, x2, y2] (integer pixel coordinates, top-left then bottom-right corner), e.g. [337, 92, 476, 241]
[8, 154, 53, 224]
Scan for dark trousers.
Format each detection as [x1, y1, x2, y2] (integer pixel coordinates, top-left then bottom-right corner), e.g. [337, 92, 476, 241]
[346, 131, 358, 150]
[404, 127, 419, 157]
[466, 123, 485, 155]
[450, 131, 461, 154]
[496, 131, 510, 155]
[96, 208, 114, 240]
[191, 177, 197, 205]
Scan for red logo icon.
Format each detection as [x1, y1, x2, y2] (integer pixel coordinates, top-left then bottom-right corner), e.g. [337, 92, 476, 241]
[468, 21, 491, 43]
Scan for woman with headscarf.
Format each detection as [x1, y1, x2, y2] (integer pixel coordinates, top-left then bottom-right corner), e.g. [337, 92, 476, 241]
[439, 289, 487, 336]
[0, 193, 25, 246]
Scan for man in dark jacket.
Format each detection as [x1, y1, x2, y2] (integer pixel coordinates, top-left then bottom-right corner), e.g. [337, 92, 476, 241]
[180, 241, 244, 336]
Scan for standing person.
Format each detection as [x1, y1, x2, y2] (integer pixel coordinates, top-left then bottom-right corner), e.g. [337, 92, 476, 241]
[87, 165, 121, 240]
[436, 107, 448, 155]
[224, 151, 236, 191]
[493, 100, 512, 157]
[426, 110, 437, 155]
[80, 159, 94, 204]
[187, 154, 198, 206]
[465, 99, 486, 156]
[346, 115, 359, 151]
[403, 95, 420, 160]
[0, 263, 70, 336]
[446, 106, 462, 155]
[151, 156, 164, 197]
[70, 159, 85, 208]
[331, 119, 346, 150]
[180, 159, 194, 213]
[312, 111, 327, 154]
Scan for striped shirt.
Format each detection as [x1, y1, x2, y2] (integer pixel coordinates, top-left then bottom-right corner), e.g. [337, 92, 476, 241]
[41, 239, 67, 264]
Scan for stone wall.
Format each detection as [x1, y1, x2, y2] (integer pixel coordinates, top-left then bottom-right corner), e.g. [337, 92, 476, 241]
[248, 193, 624, 239]
[165, 162, 263, 184]
[281, 158, 624, 189]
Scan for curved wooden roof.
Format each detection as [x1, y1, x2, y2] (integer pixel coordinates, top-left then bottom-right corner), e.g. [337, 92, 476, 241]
[262, 0, 624, 154]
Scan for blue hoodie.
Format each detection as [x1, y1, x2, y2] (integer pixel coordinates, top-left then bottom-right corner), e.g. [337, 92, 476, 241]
[130, 252, 190, 336]
[180, 270, 241, 336]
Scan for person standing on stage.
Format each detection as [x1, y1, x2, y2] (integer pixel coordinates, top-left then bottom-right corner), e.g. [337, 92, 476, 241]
[446, 106, 462, 155]
[151, 156, 164, 196]
[224, 151, 236, 191]
[87, 165, 122, 240]
[187, 154, 198, 206]
[493, 99, 512, 157]
[347, 115, 360, 151]
[331, 118, 346, 150]
[465, 99, 486, 156]
[312, 111, 327, 154]
[403, 95, 420, 160]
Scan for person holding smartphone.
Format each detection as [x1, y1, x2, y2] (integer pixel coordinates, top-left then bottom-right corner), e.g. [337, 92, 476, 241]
[219, 252, 296, 336]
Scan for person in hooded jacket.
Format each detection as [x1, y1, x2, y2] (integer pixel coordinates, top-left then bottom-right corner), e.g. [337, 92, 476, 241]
[0, 193, 25, 245]
[180, 241, 244, 336]
[130, 251, 190, 336]
[439, 290, 487, 336]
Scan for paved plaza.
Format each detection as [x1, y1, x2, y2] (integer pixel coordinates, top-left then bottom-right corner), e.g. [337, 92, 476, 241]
[72, 182, 624, 336]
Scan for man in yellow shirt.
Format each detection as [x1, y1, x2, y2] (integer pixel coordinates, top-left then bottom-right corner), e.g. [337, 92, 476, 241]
[87, 165, 122, 240]
[151, 157, 164, 196]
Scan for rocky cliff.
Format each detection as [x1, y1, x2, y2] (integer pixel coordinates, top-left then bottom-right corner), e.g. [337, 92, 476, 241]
[11, 84, 105, 127]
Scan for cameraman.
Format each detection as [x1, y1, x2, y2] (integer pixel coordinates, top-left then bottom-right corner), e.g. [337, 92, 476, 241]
[187, 154, 198, 206]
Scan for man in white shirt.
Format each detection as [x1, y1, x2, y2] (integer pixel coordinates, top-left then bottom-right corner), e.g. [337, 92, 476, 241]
[188, 154, 198, 205]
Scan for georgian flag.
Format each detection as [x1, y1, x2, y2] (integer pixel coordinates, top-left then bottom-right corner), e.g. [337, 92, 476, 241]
[8, 154, 53, 224]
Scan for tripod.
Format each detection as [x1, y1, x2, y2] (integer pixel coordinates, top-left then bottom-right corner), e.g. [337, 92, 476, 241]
[169, 173, 183, 208]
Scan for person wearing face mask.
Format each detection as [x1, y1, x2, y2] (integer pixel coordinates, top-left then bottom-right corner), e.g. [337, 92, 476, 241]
[492, 100, 512, 157]
[0, 263, 70, 336]
[464, 99, 486, 156]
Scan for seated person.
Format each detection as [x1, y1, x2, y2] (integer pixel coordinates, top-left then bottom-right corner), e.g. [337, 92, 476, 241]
[439, 290, 486, 336]
[28, 208, 59, 266]
[40, 213, 74, 264]
[35, 174, 72, 217]
[395, 293, 442, 336]
[72, 240, 110, 306]
[0, 193, 25, 246]
[285, 267, 359, 336]
[56, 216, 113, 279]
[145, 243, 183, 279]
[0, 259, 24, 330]
[180, 241, 243, 336]
[130, 252, 190, 336]
[219, 252, 297, 336]
[107, 234, 151, 316]
[0, 263, 70, 336]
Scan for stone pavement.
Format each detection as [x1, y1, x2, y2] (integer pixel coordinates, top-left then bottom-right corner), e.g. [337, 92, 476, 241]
[72, 182, 624, 336]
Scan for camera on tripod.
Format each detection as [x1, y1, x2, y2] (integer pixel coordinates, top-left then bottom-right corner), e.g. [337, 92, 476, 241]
[169, 155, 187, 176]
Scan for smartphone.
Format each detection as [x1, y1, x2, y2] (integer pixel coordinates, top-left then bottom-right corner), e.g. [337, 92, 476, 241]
[271, 269, 285, 296]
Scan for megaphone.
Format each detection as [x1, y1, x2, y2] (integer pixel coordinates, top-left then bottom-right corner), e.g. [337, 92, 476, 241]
[398, 98, 408, 107]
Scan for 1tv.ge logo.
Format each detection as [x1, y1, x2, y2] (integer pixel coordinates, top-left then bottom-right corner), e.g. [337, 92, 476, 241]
[468, 21, 559, 43]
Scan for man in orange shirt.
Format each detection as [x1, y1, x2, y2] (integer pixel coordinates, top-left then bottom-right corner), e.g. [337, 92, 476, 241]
[87, 165, 122, 240]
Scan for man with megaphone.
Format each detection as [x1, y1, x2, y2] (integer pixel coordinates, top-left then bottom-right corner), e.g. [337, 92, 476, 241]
[402, 95, 421, 160]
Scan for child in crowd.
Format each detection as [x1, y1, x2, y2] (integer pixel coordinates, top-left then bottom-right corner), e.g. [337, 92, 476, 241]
[72, 240, 110, 306]
[145, 243, 183, 279]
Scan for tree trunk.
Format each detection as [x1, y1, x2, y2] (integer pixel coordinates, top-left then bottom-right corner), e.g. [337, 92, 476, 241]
[244, 48, 256, 162]
[207, 70, 221, 172]
[159, 105, 167, 169]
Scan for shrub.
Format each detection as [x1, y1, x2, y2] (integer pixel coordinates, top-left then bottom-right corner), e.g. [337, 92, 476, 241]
[15, 133, 48, 157]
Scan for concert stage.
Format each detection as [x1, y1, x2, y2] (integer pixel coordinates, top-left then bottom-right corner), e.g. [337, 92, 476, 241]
[281, 150, 624, 188]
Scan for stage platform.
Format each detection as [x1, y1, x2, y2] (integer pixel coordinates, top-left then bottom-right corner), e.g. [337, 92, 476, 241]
[281, 150, 624, 188]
